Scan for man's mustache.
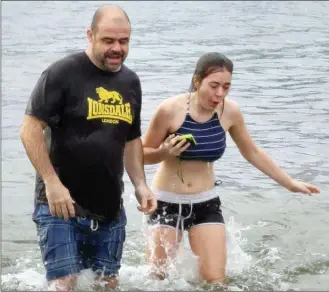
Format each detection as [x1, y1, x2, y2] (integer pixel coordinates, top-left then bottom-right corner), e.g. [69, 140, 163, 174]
[105, 52, 123, 58]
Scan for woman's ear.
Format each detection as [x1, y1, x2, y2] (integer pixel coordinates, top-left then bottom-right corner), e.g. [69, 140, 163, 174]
[193, 76, 200, 90]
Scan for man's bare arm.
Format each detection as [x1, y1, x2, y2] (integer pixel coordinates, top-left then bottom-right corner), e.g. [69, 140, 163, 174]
[124, 138, 157, 214]
[20, 114, 75, 219]
[124, 137, 146, 188]
[20, 115, 59, 183]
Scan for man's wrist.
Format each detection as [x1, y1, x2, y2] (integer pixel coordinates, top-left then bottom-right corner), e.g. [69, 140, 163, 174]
[44, 173, 60, 185]
[134, 181, 147, 191]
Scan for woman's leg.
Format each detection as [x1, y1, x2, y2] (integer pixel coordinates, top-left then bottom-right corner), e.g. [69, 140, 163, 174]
[146, 226, 183, 279]
[188, 224, 226, 283]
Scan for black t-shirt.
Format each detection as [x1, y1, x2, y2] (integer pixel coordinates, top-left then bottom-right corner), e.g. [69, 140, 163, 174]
[26, 51, 142, 220]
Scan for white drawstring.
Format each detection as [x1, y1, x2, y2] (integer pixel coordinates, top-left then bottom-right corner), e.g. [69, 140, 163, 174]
[150, 187, 220, 243]
[175, 200, 193, 243]
[90, 219, 99, 231]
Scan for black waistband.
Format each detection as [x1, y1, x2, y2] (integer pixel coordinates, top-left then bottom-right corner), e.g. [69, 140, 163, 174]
[73, 200, 122, 222]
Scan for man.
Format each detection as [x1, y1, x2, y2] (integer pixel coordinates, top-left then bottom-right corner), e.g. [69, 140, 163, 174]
[20, 5, 157, 291]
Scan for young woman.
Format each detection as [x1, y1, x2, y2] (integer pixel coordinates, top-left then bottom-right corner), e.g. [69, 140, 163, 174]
[142, 52, 320, 283]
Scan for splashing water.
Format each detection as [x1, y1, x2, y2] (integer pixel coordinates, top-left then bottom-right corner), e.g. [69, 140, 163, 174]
[2, 216, 254, 291]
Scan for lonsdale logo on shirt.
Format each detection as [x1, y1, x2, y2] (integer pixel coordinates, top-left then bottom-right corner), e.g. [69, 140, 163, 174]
[86, 87, 132, 124]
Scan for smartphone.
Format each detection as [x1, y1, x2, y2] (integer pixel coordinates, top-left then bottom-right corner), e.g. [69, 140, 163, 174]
[177, 134, 197, 146]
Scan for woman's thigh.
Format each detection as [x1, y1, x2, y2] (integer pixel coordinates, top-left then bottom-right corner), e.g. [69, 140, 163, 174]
[188, 224, 226, 282]
[146, 226, 183, 279]
[146, 226, 182, 263]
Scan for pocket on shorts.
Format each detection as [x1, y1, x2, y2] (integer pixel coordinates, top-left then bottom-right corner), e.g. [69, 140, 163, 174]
[92, 210, 127, 263]
[107, 236, 125, 262]
[108, 211, 126, 255]
[38, 223, 77, 268]
[209, 197, 221, 209]
[39, 224, 75, 247]
[33, 204, 51, 224]
[197, 197, 223, 218]
[90, 231, 125, 276]
[34, 204, 75, 247]
[147, 200, 176, 225]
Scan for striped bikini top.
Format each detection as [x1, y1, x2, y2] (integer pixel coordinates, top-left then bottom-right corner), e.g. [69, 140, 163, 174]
[174, 93, 226, 162]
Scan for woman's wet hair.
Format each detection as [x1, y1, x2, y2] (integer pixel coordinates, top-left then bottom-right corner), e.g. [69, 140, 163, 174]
[189, 52, 233, 91]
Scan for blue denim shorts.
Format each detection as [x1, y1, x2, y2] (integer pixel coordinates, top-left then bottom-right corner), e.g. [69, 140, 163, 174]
[32, 203, 126, 281]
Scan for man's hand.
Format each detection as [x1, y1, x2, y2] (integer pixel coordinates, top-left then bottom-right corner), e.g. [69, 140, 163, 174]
[45, 176, 76, 220]
[135, 183, 157, 215]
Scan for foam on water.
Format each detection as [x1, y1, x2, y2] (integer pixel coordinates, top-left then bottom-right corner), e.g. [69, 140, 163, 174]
[2, 216, 252, 291]
[3, 214, 327, 291]
[2, 269, 47, 291]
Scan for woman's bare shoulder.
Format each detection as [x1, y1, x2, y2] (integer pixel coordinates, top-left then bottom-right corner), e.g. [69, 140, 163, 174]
[224, 97, 242, 117]
[156, 92, 188, 115]
[220, 97, 245, 129]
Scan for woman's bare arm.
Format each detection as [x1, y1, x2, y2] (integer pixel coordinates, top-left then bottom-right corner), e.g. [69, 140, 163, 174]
[228, 100, 320, 195]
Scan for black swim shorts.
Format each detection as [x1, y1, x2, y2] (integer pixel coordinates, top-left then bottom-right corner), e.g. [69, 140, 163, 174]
[147, 196, 224, 231]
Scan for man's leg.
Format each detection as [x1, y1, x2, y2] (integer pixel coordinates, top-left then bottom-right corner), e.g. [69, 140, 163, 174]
[33, 203, 82, 291]
[87, 208, 127, 289]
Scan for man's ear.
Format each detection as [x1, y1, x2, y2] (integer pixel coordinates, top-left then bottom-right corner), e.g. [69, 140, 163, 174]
[87, 28, 93, 43]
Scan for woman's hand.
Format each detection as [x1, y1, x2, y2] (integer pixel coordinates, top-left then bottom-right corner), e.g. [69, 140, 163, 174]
[288, 179, 320, 195]
[160, 134, 190, 157]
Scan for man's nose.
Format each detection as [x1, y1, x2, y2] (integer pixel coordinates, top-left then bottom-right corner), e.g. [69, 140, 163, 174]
[112, 41, 121, 52]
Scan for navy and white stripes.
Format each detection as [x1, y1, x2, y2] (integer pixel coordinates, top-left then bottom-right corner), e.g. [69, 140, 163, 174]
[175, 113, 226, 162]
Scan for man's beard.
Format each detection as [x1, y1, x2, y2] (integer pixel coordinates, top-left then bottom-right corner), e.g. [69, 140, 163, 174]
[99, 51, 126, 72]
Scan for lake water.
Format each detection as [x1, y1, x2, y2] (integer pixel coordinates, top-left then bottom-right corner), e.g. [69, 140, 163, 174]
[2, 1, 329, 291]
